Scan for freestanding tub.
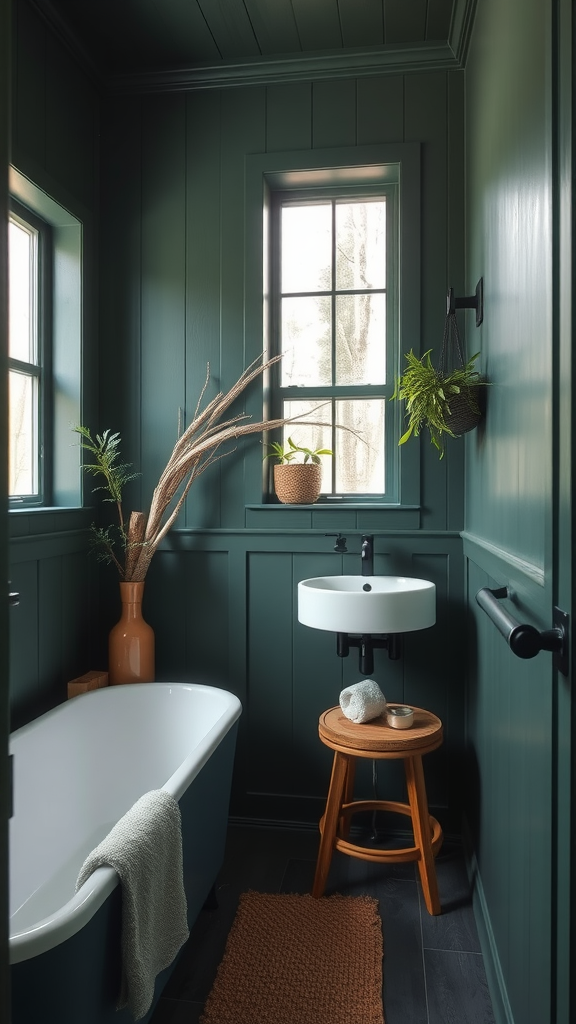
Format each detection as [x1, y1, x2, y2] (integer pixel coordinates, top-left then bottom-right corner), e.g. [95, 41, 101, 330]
[9, 682, 242, 1024]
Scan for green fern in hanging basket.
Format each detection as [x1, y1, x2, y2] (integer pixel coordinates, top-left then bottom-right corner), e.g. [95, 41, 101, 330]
[392, 349, 487, 458]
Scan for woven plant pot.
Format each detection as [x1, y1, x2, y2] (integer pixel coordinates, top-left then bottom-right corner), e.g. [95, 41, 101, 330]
[444, 384, 484, 436]
[274, 463, 323, 504]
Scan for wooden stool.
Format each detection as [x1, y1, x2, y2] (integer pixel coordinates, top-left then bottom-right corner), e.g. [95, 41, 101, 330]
[312, 705, 443, 915]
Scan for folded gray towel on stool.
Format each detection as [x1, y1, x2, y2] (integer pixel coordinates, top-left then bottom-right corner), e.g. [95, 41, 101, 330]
[339, 679, 387, 723]
[76, 789, 189, 1021]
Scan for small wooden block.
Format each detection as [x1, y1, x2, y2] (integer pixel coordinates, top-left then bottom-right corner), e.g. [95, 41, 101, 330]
[67, 670, 109, 699]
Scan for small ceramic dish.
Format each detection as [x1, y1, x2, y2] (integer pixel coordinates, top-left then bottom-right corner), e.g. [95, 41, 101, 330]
[386, 705, 414, 729]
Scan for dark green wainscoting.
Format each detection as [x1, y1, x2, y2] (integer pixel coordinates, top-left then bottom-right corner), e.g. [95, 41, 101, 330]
[131, 529, 468, 834]
[8, 510, 98, 731]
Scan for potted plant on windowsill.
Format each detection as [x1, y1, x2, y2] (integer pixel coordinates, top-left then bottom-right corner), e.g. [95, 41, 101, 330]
[392, 348, 488, 458]
[263, 437, 333, 504]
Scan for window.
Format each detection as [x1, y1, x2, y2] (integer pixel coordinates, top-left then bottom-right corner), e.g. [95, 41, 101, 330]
[8, 202, 51, 504]
[8, 166, 84, 510]
[270, 186, 398, 500]
[246, 144, 421, 514]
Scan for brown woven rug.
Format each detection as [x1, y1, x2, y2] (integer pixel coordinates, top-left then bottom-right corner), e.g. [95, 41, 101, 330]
[200, 891, 384, 1024]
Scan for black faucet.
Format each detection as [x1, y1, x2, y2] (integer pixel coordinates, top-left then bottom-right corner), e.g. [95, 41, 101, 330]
[361, 534, 374, 576]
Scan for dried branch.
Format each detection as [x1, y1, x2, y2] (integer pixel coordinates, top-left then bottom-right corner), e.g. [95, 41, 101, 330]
[78, 355, 359, 582]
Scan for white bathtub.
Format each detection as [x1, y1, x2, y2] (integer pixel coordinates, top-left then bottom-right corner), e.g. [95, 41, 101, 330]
[9, 682, 241, 1024]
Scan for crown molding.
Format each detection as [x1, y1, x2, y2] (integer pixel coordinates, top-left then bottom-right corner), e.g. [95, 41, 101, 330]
[27, 0, 479, 96]
[109, 42, 460, 95]
[449, 0, 479, 66]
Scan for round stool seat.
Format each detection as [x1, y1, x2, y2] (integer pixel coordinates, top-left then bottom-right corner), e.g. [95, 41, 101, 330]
[319, 705, 443, 756]
[313, 705, 444, 915]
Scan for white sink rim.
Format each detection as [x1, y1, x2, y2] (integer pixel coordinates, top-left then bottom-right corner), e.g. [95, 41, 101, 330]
[297, 575, 436, 635]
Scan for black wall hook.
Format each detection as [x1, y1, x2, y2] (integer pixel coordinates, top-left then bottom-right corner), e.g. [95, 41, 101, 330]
[447, 277, 484, 327]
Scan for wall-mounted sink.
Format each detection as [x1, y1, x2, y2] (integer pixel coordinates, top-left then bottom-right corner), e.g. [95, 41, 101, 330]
[298, 575, 436, 635]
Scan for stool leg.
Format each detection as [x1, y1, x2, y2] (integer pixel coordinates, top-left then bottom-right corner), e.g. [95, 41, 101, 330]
[405, 755, 442, 915]
[312, 751, 349, 898]
[340, 757, 356, 839]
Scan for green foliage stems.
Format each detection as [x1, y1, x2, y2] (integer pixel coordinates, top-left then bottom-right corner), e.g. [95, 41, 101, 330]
[391, 348, 486, 458]
[263, 436, 334, 465]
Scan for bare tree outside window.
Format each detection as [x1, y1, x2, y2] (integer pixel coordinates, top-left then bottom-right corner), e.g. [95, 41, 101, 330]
[278, 198, 388, 495]
[8, 215, 40, 498]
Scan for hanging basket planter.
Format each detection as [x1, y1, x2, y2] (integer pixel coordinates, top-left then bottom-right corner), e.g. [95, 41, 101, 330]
[443, 383, 484, 436]
[273, 463, 323, 504]
[392, 310, 489, 458]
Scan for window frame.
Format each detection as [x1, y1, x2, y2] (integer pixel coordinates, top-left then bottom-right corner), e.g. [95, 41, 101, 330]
[8, 199, 53, 507]
[268, 183, 400, 502]
[244, 144, 421, 516]
[8, 165, 88, 512]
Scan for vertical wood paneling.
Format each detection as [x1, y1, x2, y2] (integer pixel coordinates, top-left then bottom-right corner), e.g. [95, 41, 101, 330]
[185, 550, 229, 682]
[185, 91, 223, 529]
[266, 83, 312, 152]
[357, 75, 405, 145]
[60, 550, 96, 680]
[38, 555, 62, 703]
[95, 71, 467, 834]
[312, 79, 357, 148]
[9, 0, 101, 729]
[464, 0, 555, 1019]
[466, 557, 552, 1024]
[446, 71, 466, 532]
[405, 72, 452, 532]
[8, 561, 38, 729]
[219, 87, 267, 528]
[44, 34, 98, 208]
[465, 0, 551, 567]
[13, 0, 46, 169]
[146, 552, 188, 680]
[100, 96, 143, 511]
[140, 94, 187, 511]
[247, 552, 294, 794]
[292, 551, 345, 797]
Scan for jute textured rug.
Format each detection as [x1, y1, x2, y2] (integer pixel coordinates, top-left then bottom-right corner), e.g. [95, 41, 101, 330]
[199, 891, 384, 1024]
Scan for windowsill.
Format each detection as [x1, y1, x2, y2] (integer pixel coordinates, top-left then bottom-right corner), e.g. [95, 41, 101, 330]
[245, 503, 420, 510]
[9, 505, 85, 513]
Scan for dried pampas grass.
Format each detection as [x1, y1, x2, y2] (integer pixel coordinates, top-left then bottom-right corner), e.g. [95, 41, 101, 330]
[76, 355, 318, 581]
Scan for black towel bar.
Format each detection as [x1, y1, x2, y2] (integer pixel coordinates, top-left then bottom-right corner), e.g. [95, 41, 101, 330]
[475, 587, 568, 672]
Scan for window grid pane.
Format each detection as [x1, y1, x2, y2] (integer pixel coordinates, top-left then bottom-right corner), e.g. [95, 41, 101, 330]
[335, 200, 386, 291]
[9, 369, 38, 496]
[9, 218, 38, 365]
[335, 399, 385, 494]
[278, 196, 389, 496]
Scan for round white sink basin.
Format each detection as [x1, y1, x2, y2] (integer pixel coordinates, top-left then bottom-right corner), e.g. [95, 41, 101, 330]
[298, 575, 436, 635]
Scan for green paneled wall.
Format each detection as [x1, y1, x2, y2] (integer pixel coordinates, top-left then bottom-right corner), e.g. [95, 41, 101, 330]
[139, 530, 465, 828]
[8, 0, 100, 727]
[464, 0, 557, 1021]
[97, 68, 469, 828]
[100, 72, 467, 533]
[95, 68, 470, 824]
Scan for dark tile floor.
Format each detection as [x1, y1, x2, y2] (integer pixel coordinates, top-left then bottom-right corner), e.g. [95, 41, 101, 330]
[150, 823, 495, 1024]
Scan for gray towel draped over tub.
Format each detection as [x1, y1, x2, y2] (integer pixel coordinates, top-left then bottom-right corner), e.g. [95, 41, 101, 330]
[76, 788, 190, 1020]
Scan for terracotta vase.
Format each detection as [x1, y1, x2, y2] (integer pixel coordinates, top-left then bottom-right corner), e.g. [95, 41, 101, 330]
[108, 581, 155, 685]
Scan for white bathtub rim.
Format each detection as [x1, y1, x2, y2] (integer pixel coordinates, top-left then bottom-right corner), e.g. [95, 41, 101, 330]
[10, 682, 242, 964]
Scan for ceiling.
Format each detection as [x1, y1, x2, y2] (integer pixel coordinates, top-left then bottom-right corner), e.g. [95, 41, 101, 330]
[30, 0, 473, 91]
